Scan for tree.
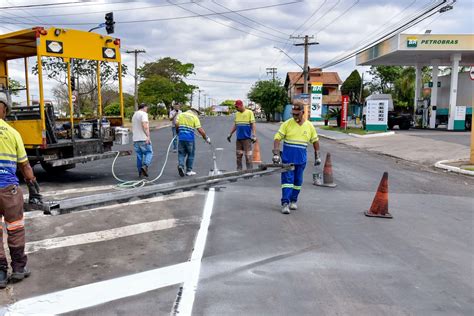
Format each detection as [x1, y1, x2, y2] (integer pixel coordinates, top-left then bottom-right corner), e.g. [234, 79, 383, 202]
[221, 99, 236, 113]
[341, 70, 362, 104]
[8, 78, 24, 96]
[138, 57, 196, 109]
[247, 79, 288, 121]
[368, 66, 403, 94]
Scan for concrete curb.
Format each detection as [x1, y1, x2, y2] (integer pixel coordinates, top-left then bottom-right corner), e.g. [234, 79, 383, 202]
[348, 131, 395, 138]
[317, 133, 343, 141]
[434, 158, 474, 176]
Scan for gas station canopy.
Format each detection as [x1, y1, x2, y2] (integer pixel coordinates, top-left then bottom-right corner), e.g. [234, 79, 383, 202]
[356, 34, 474, 66]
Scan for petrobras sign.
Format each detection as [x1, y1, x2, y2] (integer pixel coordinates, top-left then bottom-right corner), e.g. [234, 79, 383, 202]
[310, 82, 323, 119]
[401, 34, 469, 50]
[407, 37, 418, 48]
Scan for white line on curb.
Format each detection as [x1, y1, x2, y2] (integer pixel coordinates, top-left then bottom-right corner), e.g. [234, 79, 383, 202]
[173, 188, 215, 315]
[434, 159, 474, 176]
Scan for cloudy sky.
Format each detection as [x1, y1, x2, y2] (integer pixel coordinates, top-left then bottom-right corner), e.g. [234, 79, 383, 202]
[1, 0, 472, 106]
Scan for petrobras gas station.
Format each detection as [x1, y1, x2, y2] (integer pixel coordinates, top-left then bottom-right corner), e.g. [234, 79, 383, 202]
[356, 33, 474, 163]
[356, 33, 473, 130]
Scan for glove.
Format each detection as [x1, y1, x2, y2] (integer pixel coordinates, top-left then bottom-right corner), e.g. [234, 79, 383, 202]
[227, 134, 232, 143]
[314, 151, 322, 166]
[250, 135, 257, 144]
[26, 178, 43, 204]
[205, 136, 211, 144]
[272, 149, 281, 164]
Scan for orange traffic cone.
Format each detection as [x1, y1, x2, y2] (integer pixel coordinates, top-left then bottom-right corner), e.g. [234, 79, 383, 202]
[365, 172, 392, 218]
[314, 153, 337, 188]
[252, 139, 262, 164]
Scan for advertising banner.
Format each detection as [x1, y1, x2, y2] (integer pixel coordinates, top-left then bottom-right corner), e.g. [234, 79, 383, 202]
[341, 95, 349, 128]
[310, 82, 323, 120]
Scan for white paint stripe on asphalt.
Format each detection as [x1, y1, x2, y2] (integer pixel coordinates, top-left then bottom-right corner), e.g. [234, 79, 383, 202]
[24, 191, 198, 219]
[174, 188, 215, 315]
[25, 218, 178, 254]
[23, 185, 116, 199]
[4, 262, 191, 315]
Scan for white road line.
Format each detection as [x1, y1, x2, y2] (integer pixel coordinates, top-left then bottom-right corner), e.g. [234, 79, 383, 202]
[4, 262, 191, 315]
[174, 188, 215, 315]
[25, 218, 178, 254]
[24, 191, 198, 219]
[23, 185, 115, 199]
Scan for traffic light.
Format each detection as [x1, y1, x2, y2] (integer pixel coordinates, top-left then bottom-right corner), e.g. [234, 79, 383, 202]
[105, 12, 114, 34]
[71, 76, 76, 91]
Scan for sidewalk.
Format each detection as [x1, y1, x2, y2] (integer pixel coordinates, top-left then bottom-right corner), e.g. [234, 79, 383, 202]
[316, 125, 472, 175]
[123, 119, 170, 130]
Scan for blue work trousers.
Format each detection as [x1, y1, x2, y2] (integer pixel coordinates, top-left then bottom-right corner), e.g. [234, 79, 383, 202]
[281, 163, 306, 205]
[171, 126, 178, 151]
[178, 140, 195, 172]
[134, 141, 153, 172]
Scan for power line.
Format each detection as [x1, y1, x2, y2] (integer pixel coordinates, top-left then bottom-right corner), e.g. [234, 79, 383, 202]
[1, 1, 300, 26]
[210, 0, 291, 37]
[0, 0, 136, 11]
[166, 0, 289, 44]
[311, 0, 360, 36]
[319, 0, 454, 69]
[192, 1, 288, 41]
[186, 78, 252, 85]
[2, 0, 195, 19]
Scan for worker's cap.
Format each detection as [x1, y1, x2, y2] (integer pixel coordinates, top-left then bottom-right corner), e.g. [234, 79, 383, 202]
[234, 100, 244, 107]
[138, 103, 148, 110]
[292, 100, 305, 113]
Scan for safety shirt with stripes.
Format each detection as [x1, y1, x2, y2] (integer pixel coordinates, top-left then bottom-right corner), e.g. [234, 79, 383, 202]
[274, 118, 319, 165]
[0, 119, 28, 188]
[177, 110, 201, 142]
[234, 109, 255, 140]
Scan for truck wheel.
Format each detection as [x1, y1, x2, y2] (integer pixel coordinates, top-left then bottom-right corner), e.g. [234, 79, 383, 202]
[41, 162, 76, 173]
[388, 124, 394, 130]
[399, 121, 410, 130]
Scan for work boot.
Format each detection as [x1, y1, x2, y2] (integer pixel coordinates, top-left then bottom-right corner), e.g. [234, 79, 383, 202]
[178, 165, 185, 177]
[281, 203, 290, 215]
[289, 202, 298, 210]
[0, 270, 7, 289]
[10, 267, 31, 283]
[141, 165, 149, 178]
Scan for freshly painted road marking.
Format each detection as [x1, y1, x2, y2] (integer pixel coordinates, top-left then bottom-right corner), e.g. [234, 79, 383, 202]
[173, 188, 215, 315]
[25, 216, 201, 254]
[4, 262, 192, 315]
[6, 189, 214, 314]
[24, 191, 198, 219]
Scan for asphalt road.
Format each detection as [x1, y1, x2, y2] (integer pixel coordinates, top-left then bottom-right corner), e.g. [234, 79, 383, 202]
[1, 116, 473, 315]
[394, 128, 471, 147]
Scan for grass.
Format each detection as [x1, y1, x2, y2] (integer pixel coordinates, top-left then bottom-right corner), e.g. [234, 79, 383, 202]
[318, 126, 381, 135]
[461, 166, 474, 171]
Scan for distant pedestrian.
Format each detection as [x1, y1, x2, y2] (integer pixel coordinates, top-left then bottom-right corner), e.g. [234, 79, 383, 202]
[272, 100, 321, 214]
[175, 108, 211, 177]
[169, 103, 181, 153]
[226, 100, 257, 170]
[0, 93, 41, 287]
[132, 103, 153, 178]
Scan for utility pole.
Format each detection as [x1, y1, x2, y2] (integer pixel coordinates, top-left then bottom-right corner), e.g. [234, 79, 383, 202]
[203, 93, 208, 109]
[266, 67, 277, 81]
[291, 35, 318, 94]
[198, 89, 203, 111]
[126, 49, 146, 111]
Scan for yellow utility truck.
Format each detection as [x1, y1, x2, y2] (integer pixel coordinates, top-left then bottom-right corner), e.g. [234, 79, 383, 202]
[0, 27, 128, 172]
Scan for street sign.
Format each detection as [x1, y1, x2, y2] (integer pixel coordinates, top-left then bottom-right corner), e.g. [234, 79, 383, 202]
[341, 95, 349, 128]
[310, 82, 323, 120]
[470, 66, 474, 80]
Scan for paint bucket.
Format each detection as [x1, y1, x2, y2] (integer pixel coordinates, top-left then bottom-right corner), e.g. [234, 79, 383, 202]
[79, 122, 93, 139]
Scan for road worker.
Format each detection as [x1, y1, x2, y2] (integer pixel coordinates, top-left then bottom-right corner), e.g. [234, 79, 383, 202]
[175, 108, 211, 176]
[132, 103, 153, 178]
[272, 100, 321, 214]
[227, 100, 257, 170]
[0, 92, 41, 287]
